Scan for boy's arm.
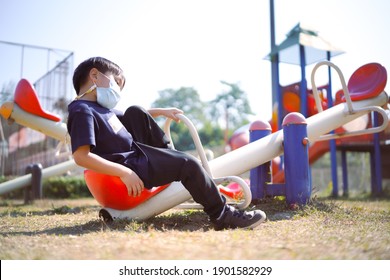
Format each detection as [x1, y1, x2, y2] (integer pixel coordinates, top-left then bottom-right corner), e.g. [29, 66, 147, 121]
[73, 145, 144, 197]
[147, 107, 183, 122]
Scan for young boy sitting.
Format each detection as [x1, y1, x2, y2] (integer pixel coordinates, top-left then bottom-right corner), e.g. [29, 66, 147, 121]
[67, 56, 266, 230]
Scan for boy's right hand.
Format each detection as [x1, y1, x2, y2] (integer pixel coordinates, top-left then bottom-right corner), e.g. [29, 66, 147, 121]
[120, 170, 145, 197]
[72, 145, 145, 197]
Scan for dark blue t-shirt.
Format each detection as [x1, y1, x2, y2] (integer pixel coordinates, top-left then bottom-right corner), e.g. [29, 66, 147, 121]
[67, 100, 137, 164]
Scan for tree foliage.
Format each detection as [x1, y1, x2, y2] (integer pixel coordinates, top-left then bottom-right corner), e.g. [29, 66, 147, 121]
[152, 87, 206, 127]
[151, 87, 224, 150]
[209, 81, 253, 129]
[208, 81, 254, 143]
[151, 82, 253, 151]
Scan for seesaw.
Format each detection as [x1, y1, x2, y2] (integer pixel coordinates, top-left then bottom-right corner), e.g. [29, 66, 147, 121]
[0, 79, 252, 219]
[84, 112, 252, 219]
[0, 61, 388, 222]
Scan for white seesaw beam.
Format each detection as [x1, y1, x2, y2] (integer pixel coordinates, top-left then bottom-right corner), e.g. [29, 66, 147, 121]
[0, 160, 78, 195]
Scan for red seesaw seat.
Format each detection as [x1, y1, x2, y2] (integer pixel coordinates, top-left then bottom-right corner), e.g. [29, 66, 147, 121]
[341, 63, 387, 102]
[84, 170, 170, 210]
[219, 182, 244, 200]
[84, 170, 245, 210]
[14, 79, 61, 122]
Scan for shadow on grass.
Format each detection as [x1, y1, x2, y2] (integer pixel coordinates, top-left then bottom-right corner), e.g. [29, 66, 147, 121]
[253, 196, 342, 221]
[0, 196, 345, 237]
[0, 204, 101, 218]
[0, 219, 106, 237]
[0, 210, 212, 237]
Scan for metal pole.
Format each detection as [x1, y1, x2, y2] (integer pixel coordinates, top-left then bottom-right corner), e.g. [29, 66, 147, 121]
[269, 0, 281, 130]
[299, 45, 307, 117]
[372, 111, 383, 195]
[326, 51, 339, 197]
[341, 150, 349, 197]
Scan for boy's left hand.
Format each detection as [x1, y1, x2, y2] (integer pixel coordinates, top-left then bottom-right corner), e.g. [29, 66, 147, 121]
[163, 108, 183, 122]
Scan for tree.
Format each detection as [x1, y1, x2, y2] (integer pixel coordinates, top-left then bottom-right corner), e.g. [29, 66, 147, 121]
[152, 87, 206, 127]
[198, 122, 224, 148]
[151, 87, 224, 151]
[209, 81, 254, 144]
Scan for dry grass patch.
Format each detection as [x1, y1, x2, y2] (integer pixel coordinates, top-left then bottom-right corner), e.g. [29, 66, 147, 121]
[0, 197, 389, 259]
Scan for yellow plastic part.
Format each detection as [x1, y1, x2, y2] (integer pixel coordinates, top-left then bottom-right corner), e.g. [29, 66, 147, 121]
[0, 102, 14, 120]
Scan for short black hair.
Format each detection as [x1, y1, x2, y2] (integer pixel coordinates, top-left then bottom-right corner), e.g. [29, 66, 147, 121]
[72, 57, 124, 94]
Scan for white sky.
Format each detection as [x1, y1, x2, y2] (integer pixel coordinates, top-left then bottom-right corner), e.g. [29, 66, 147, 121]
[1, 0, 389, 120]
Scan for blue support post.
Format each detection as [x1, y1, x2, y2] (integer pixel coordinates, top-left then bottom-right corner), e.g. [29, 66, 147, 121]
[249, 120, 272, 201]
[341, 151, 349, 197]
[372, 111, 383, 196]
[282, 112, 311, 205]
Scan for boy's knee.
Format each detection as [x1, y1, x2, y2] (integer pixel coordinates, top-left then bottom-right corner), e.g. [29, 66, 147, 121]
[183, 155, 204, 173]
[125, 105, 148, 116]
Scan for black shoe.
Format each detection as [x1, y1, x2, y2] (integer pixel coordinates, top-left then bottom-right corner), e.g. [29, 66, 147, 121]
[99, 209, 113, 223]
[211, 205, 266, 231]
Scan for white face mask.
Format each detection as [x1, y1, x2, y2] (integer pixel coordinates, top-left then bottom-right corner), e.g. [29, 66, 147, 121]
[76, 72, 122, 109]
[96, 76, 121, 109]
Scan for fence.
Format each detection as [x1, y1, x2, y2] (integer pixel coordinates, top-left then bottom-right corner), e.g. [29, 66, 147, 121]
[0, 41, 74, 176]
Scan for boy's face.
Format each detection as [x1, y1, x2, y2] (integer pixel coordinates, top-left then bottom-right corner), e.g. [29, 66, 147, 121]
[97, 71, 125, 91]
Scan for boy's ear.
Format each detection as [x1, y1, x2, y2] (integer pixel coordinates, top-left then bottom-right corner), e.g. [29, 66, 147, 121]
[89, 68, 99, 83]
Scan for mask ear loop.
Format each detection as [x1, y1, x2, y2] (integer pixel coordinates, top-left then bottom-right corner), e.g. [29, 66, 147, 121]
[75, 84, 96, 100]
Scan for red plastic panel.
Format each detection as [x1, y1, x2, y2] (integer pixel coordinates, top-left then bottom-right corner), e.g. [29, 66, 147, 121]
[345, 63, 387, 101]
[14, 79, 61, 122]
[219, 181, 245, 200]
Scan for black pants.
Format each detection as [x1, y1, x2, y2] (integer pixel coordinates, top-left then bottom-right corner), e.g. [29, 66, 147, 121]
[119, 106, 226, 219]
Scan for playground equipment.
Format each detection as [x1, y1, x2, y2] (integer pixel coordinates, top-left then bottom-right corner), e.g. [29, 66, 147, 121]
[0, 61, 388, 221]
[249, 61, 388, 201]
[229, 61, 390, 195]
[263, 12, 388, 195]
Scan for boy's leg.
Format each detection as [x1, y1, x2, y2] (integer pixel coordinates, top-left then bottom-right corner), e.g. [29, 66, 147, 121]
[127, 143, 226, 219]
[129, 144, 266, 229]
[120, 107, 267, 229]
[121, 106, 170, 148]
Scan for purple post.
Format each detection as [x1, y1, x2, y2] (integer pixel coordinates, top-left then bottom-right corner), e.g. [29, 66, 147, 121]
[249, 120, 272, 201]
[282, 112, 311, 206]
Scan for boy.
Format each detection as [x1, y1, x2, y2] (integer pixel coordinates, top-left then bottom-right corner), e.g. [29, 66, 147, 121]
[67, 57, 266, 230]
